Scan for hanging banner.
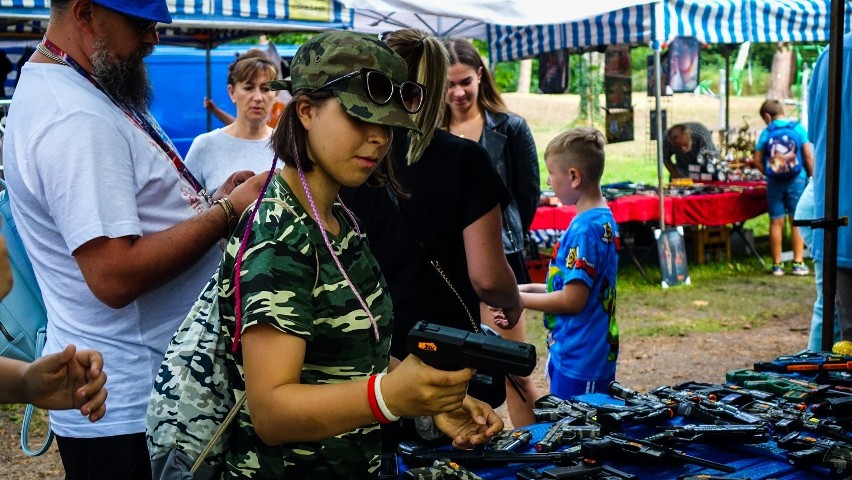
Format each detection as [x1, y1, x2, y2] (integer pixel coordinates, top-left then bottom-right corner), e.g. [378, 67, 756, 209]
[538, 49, 568, 94]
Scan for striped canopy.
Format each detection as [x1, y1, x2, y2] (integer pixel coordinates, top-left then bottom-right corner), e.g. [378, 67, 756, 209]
[0, 0, 354, 47]
[487, 0, 852, 63]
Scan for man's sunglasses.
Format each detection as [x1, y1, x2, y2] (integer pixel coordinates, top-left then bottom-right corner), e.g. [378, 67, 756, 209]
[126, 16, 157, 34]
[113, 10, 156, 34]
[309, 68, 426, 114]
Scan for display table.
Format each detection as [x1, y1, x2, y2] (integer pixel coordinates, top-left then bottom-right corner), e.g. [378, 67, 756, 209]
[531, 182, 767, 231]
[529, 182, 768, 273]
[396, 392, 834, 480]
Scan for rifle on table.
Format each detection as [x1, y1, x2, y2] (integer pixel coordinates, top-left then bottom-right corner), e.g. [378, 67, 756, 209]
[398, 441, 583, 468]
[740, 399, 851, 442]
[776, 431, 852, 476]
[754, 351, 852, 374]
[515, 461, 637, 479]
[677, 476, 752, 480]
[644, 424, 770, 446]
[672, 381, 778, 406]
[726, 368, 834, 402]
[649, 385, 766, 426]
[579, 433, 736, 473]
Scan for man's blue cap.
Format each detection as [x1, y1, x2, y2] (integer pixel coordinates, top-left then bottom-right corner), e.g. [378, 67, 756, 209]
[91, 0, 173, 24]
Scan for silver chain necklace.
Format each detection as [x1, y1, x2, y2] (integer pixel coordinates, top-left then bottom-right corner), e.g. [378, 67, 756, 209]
[36, 43, 68, 66]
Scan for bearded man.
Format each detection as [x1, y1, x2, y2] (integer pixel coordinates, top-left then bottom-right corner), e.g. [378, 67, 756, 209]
[2, 1, 265, 478]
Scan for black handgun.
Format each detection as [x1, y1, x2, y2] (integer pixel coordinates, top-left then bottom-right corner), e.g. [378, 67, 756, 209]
[776, 431, 852, 475]
[407, 321, 536, 376]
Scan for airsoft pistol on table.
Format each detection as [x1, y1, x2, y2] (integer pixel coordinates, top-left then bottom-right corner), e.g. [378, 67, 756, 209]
[406, 321, 537, 376]
[489, 429, 534, 452]
[399, 431, 735, 473]
[776, 431, 852, 476]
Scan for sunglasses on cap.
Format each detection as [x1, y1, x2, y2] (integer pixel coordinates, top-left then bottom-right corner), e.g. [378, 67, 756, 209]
[309, 68, 426, 114]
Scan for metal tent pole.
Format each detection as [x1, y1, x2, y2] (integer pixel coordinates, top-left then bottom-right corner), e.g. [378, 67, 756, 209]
[820, 0, 846, 350]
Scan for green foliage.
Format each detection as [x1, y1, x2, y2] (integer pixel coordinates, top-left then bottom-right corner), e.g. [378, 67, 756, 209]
[494, 62, 521, 92]
[267, 32, 317, 46]
[574, 55, 603, 126]
[631, 46, 652, 93]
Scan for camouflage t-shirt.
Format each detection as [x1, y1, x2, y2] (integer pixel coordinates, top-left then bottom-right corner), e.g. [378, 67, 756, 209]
[217, 175, 393, 479]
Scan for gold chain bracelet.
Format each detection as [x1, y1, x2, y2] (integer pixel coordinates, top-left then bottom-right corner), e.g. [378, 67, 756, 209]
[213, 198, 238, 237]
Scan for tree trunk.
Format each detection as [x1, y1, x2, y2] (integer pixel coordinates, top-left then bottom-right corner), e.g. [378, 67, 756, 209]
[767, 43, 794, 101]
[517, 59, 532, 93]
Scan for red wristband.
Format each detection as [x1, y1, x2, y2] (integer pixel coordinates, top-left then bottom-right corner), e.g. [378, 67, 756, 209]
[367, 374, 391, 424]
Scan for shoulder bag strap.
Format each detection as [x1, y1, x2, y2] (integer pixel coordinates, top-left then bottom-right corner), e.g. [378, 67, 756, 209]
[386, 188, 529, 402]
[191, 394, 246, 473]
[385, 188, 480, 334]
[20, 329, 53, 456]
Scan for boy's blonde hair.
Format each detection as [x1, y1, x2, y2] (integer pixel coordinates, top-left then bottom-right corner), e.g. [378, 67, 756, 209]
[545, 127, 607, 182]
[759, 99, 785, 118]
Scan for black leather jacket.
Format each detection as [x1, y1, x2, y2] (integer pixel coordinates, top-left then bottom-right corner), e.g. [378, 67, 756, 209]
[479, 110, 540, 253]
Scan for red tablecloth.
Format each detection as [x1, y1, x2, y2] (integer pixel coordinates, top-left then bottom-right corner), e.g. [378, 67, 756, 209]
[531, 182, 767, 230]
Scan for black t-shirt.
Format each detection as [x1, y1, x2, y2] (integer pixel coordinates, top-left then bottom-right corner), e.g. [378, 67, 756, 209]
[340, 129, 512, 360]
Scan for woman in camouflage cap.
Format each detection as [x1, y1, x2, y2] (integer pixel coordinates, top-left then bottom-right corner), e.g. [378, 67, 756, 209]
[212, 31, 503, 478]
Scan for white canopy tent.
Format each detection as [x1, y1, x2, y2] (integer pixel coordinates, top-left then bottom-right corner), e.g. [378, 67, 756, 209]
[342, 0, 655, 39]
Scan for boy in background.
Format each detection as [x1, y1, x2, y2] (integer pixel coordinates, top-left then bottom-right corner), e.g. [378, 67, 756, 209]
[519, 128, 620, 398]
[753, 99, 813, 276]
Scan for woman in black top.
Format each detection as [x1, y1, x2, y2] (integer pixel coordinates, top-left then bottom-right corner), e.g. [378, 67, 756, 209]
[442, 37, 542, 427]
[340, 28, 526, 440]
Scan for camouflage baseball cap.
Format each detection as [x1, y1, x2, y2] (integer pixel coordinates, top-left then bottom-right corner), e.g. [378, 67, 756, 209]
[269, 31, 420, 133]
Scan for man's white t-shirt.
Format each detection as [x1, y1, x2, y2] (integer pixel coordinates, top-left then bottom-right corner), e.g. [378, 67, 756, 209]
[184, 128, 278, 193]
[3, 63, 222, 437]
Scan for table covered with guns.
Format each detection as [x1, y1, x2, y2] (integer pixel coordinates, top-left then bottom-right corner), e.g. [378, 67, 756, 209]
[394, 332, 852, 480]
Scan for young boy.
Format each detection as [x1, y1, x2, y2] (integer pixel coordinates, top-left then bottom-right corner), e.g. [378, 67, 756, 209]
[753, 99, 814, 276]
[519, 128, 620, 399]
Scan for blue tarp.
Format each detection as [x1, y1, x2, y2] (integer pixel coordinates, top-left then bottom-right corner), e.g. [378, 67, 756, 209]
[0, 0, 353, 47]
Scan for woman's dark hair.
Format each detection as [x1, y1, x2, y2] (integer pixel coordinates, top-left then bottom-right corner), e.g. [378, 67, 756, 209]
[441, 38, 509, 129]
[228, 49, 278, 86]
[270, 91, 405, 194]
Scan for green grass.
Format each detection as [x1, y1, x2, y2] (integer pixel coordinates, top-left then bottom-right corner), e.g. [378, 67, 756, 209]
[522, 254, 813, 349]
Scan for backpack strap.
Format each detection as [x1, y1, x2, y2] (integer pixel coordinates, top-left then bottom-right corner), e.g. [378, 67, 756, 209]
[191, 392, 246, 473]
[20, 328, 54, 456]
[0, 178, 54, 456]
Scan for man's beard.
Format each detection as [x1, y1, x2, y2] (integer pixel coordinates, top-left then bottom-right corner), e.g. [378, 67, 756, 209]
[91, 37, 154, 112]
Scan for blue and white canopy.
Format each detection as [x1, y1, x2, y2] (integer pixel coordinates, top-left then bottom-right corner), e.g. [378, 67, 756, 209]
[0, 0, 354, 47]
[487, 0, 852, 63]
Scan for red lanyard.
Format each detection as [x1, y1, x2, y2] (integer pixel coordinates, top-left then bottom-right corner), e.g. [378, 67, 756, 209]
[41, 38, 211, 204]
